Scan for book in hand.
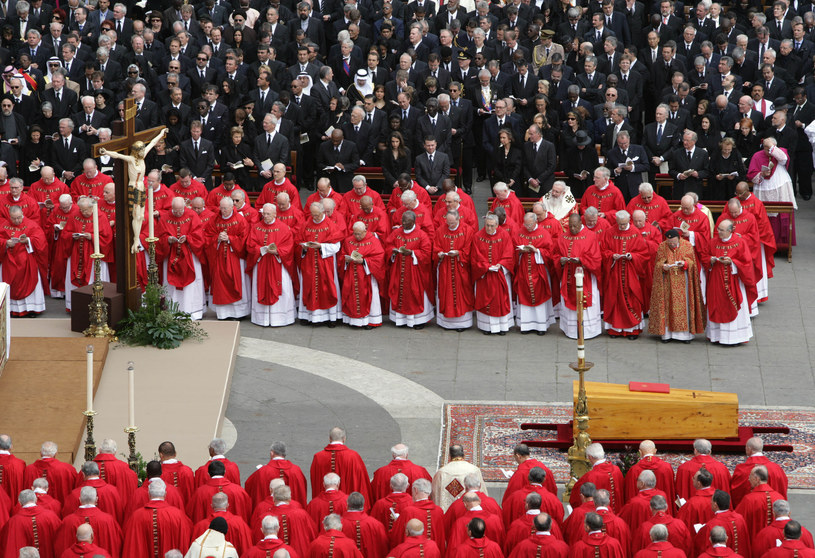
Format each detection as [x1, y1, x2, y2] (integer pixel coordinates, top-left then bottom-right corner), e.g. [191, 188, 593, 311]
[260, 158, 274, 172]
[761, 163, 774, 173]
[728, 171, 739, 178]
[679, 221, 691, 233]
[322, 165, 340, 171]
[229, 161, 245, 169]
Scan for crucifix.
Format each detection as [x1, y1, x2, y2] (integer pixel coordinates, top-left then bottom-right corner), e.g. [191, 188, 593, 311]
[91, 97, 167, 312]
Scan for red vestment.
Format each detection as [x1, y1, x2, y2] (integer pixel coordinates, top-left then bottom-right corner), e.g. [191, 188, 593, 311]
[62, 478, 124, 525]
[694, 511, 751, 558]
[148, 185, 173, 212]
[554, 228, 602, 314]
[623, 456, 676, 510]
[595, 508, 632, 555]
[390, 535, 443, 558]
[238, 203, 260, 225]
[125, 479, 185, 520]
[350, 206, 389, 239]
[676, 487, 715, 532]
[62, 212, 113, 287]
[59, 541, 112, 558]
[675, 456, 731, 501]
[344, 187, 386, 214]
[308, 529, 364, 558]
[432, 223, 475, 320]
[761, 540, 815, 558]
[160, 461, 195, 503]
[582, 216, 611, 238]
[702, 234, 756, 325]
[297, 216, 345, 311]
[246, 458, 309, 508]
[390, 499, 447, 551]
[513, 225, 553, 308]
[370, 492, 413, 532]
[502, 485, 564, 529]
[738, 194, 775, 277]
[339, 231, 386, 319]
[626, 195, 673, 231]
[454, 536, 505, 558]
[564, 502, 596, 545]
[157, 208, 204, 288]
[433, 189, 476, 221]
[619, 489, 668, 532]
[247, 218, 297, 304]
[205, 184, 249, 211]
[633, 541, 686, 558]
[715, 210, 763, 298]
[23, 458, 78, 503]
[371, 460, 432, 503]
[28, 177, 70, 228]
[385, 226, 433, 315]
[730, 458, 788, 509]
[0, 217, 49, 301]
[581, 185, 626, 218]
[169, 179, 208, 203]
[307, 489, 349, 527]
[91, 454, 138, 511]
[569, 462, 624, 514]
[445, 492, 503, 535]
[69, 172, 113, 201]
[306, 190, 349, 217]
[471, 227, 514, 316]
[508, 533, 569, 558]
[670, 208, 711, 259]
[245, 537, 301, 558]
[278, 204, 305, 231]
[392, 202, 436, 238]
[204, 211, 249, 304]
[491, 193, 525, 224]
[121, 500, 193, 558]
[387, 184, 431, 214]
[600, 225, 649, 332]
[251, 502, 316, 556]
[1, 505, 61, 558]
[570, 531, 627, 558]
[0, 453, 25, 501]
[632, 512, 693, 556]
[187, 476, 252, 523]
[433, 203, 478, 231]
[734, 484, 784, 540]
[310, 444, 371, 506]
[698, 546, 744, 558]
[447, 509, 505, 553]
[754, 520, 815, 558]
[257, 178, 302, 210]
[0, 192, 40, 221]
[193, 509, 254, 555]
[341, 510, 389, 558]
[46, 205, 78, 292]
[504, 460, 558, 504]
[20, 493, 61, 516]
[504, 515, 565, 554]
[635, 222, 661, 309]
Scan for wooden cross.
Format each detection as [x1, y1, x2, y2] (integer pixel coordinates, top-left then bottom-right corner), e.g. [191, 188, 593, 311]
[91, 97, 167, 312]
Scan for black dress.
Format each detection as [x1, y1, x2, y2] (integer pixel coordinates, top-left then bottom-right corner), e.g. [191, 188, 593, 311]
[381, 148, 412, 190]
[19, 139, 50, 185]
[709, 149, 747, 200]
[219, 139, 258, 191]
[730, 130, 760, 163]
[490, 145, 523, 191]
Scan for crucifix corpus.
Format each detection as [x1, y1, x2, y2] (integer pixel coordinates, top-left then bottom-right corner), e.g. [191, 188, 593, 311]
[91, 98, 167, 312]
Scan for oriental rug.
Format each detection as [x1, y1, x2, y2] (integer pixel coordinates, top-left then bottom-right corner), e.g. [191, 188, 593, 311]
[441, 402, 815, 489]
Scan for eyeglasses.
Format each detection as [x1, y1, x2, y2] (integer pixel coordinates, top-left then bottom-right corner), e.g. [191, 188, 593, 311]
[10, 85, 19, 89]
[197, 57, 208, 61]
[128, 70, 138, 74]
[567, 117, 576, 120]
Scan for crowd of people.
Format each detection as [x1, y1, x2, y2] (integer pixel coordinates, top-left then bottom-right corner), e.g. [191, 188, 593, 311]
[0, 430, 807, 558]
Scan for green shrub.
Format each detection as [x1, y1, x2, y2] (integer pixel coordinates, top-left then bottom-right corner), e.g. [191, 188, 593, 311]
[117, 284, 206, 349]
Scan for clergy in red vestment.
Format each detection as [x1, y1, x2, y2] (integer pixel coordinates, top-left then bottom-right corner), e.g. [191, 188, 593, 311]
[624, 441, 676, 510]
[504, 445, 558, 504]
[307, 178, 350, 217]
[59, 524, 112, 558]
[169, 170, 209, 204]
[569, 444, 625, 513]
[504, 497, 566, 555]
[760, 522, 815, 558]
[471, 213, 515, 334]
[634, 524, 686, 558]
[734, 467, 785, 539]
[753, 502, 815, 558]
[698, 526, 745, 558]
[433, 211, 475, 330]
[351, 197, 389, 239]
[445, 475, 504, 536]
[62, 197, 113, 311]
[157, 197, 206, 319]
[257, 164, 303, 210]
[28, 479, 62, 517]
[533, 202, 565, 239]
[600, 210, 649, 338]
[386, 210, 435, 328]
[276, 191, 306, 232]
[96, 184, 117, 282]
[454, 517, 505, 558]
[307, 473, 349, 527]
[694, 491, 751, 558]
[245, 514, 303, 558]
[125, 462, 185, 520]
[69, 160, 113, 201]
[502, 467, 564, 529]
[297, 201, 345, 324]
[632, 496, 693, 556]
[371, 444, 432, 503]
[564, 485, 599, 545]
[670, 195, 712, 264]
[582, 208, 612, 237]
[593, 490, 632, 554]
[28, 167, 70, 228]
[345, 176, 386, 214]
[308, 514, 364, 558]
[247, 203, 297, 326]
[434, 191, 478, 231]
[391, 191, 436, 239]
[676, 469, 715, 532]
[206, 173, 249, 211]
[158, 441, 195, 503]
[619, 471, 668, 532]
[205, 196, 251, 319]
[390, 479, 446, 551]
[341, 492, 389, 558]
[626, 184, 673, 232]
[122, 479, 193, 558]
[63, 462, 124, 525]
[390, 519, 443, 558]
[715, 199, 765, 311]
[581, 168, 626, 220]
[192, 492, 254, 556]
[234, 189, 260, 226]
[0, 207, 49, 316]
[434, 181, 477, 220]
[370, 473, 414, 532]
[0, 178, 40, 221]
[91, 440, 138, 510]
[513, 212, 555, 334]
[0, 435, 26, 502]
[145, 171, 172, 213]
[340, 222, 387, 328]
[675, 439, 731, 501]
[734, 183, 775, 283]
[193, 439, 242, 488]
[311, 427, 372, 505]
[555, 214, 603, 340]
[46, 196, 78, 298]
[703, 220, 756, 345]
[187, 460, 252, 523]
[491, 182, 525, 224]
[23, 441, 78, 503]
[387, 175, 432, 215]
[570, 512, 627, 558]
[251, 485, 317, 556]
[246, 441, 309, 508]
[631, 210, 660, 308]
[508, 513, 569, 558]
[2, 489, 62, 558]
[447, 493, 506, 554]
[731, 438, 788, 509]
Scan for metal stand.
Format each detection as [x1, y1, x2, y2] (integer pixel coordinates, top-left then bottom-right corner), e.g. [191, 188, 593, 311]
[146, 237, 159, 287]
[83, 410, 97, 462]
[124, 426, 139, 474]
[563, 267, 594, 503]
[84, 253, 116, 338]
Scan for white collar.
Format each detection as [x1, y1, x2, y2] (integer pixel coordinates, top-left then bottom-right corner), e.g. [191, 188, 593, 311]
[403, 225, 416, 233]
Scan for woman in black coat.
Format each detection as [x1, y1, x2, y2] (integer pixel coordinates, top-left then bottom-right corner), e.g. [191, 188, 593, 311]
[219, 126, 258, 190]
[729, 117, 761, 163]
[709, 137, 747, 200]
[381, 131, 412, 189]
[490, 128, 523, 191]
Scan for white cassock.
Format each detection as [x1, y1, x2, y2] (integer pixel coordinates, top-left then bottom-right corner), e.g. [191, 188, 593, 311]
[251, 246, 296, 327]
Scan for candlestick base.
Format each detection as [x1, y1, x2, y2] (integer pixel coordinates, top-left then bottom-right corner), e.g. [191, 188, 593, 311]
[83, 410, 97, 462]
[124, 426, 139, 475]
[146, 238, 159, 288]
[84, 256, 116, 339]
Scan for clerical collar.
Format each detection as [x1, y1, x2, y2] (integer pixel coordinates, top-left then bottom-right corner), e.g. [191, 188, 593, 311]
[274, 179, 285, 185]
[163, 459, 178, 464]
[22, 503, 36, 508]
[721, 235, 732, 242]
[526, 509, 540, 515]
[536, 531, 552, 535]
[713, 544, 727, 548]
[329, 441, 344, 445]
[0, 450, 9, 455]
[596, 506, 609, 511]
[326, 487, 337, 492]
[211, 475, 225, 479]
[394, 457, 407, 460]
[487, 229, 497, 236]
[598, 183, 608, 191]
[264, 535, 280, 540]
[471, 505, 483, 511]
[33, 488, 47, 494]
[266, 218, 276, 225]
[79, 504, 97, 508]
[403, 225, 416, 233]
[619, 224, 630, 231]
[415, 496, 429, 502]
[776, 516, 791, 521]
[320, 189, 334, 199]
[272, 456, 284, 460]
[448, 223, 460, 231]
[313, 216, 326, 224]
[588, 530, 602, 535]
[752, 452, 764, 457]
[221, 211, 234, 219]
[594, 458, 607, 465]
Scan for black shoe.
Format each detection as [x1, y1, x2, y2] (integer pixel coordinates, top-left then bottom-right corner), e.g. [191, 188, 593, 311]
[536, 331, 546, 336]
[627, 335, 639, 340]
[363, 325, 373, 330]
[476, 175, 486, 182]
[482, 330, 490, 335]
[682, 339, 692, 344]
[804, 195, 812, 200]
[414, 323, 425, 330]
[498, 331, 506, 336]
[661, 339, 670, 344]
[327, 321, 336, 328]
[521, 330, 532, 335]
[299, 319, 309, 326]
[456, 328, 465, 332]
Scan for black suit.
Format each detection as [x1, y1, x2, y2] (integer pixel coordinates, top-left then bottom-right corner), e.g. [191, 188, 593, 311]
[71, 110, 109, 145]
[791, 101, 815, 197]
[416, 113, 452, 157]
[341, 120, 376, 164]
[575, 71, 606, 104]
[310, 79, 341, 113]
[522, 139, 556, 197]
[10, 92, 36, 122]
[643, 120, 680, 178]
[134, 99, 160, 129]
[287, 17, 326, 56]
[414, 150, 450, 190]
[606, 144, 649, 200]
[666, 108, 692, 135]
[651, 58, 687, 89]
[179, 137, 217, 187]
[188, 66, 218, 99]
[602, 121, 634, 155]
[42, 87, 78, 119]
[253, 131, 291, 171]
[669, 146, 710, 198]
[49, 135, 88, 180]
[317, 139, 360, 192]
[249, 88, 280, 121]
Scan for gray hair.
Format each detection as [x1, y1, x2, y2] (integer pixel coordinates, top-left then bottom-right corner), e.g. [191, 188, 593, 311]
[270, 441, 287, 457]
[18, 549, 40, 558]
[100, 439, 117, 454]
[586, 443, 605, 460]
[639, 470, 657, 489]
[391, 473, 409, 492]
[639, 183, 654, 194]
[148, 478, 167, 499]
[650, 524, 669, 542]
[412, 478, 432, 494]
[323, 513, 343, 531]
[401, 190, 418, 204]
[81, 461, 100, 477]
[18, 489, 36, 506]
[262, 515, 280, 534]
[693, 439, 712, 454]
[79, 486, 97, 505]
[209, 438, 227, 455]
[324, 472, 341, 488]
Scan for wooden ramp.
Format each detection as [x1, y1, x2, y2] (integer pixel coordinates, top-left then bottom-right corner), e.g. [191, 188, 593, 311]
[0, 338, 108, 463]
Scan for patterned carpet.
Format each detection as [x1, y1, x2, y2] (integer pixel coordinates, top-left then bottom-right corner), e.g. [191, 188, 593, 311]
[441, 402, 815, 489]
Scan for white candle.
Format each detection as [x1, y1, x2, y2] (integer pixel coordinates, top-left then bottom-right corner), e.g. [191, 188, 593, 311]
[148, 185, 155, 238]
[575, 267, 584, 288]
[127, 362, 135, 428]
[86, 345, 94, 412]
[92, 199, 100, 255]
